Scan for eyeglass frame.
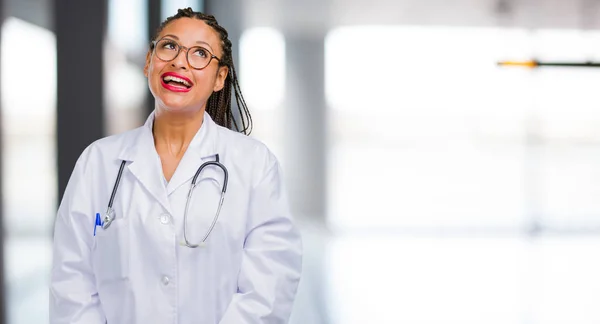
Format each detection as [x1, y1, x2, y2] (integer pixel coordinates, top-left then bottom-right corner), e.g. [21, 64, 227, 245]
[151, 37, 221, 70]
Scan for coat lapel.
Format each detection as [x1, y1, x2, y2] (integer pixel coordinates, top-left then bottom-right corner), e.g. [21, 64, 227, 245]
[118, 112, 172, 214]
[166, 112, 220, 196]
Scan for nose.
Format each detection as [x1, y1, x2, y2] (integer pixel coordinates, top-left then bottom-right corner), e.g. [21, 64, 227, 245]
[171, 48, 189, 70]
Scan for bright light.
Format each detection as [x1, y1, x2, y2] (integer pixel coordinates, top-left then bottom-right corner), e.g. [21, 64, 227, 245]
[161, 0, 202, 20]
[325, 25, 600, 231]
[1, 16, 57, 234]
[108, 0, 147, 56]
[240, 27, 285, 111]
[1, 17, 56, 133]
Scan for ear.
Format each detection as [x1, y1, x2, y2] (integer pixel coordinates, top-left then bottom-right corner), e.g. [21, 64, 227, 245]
[213, 66, 229, 92]
[143, 51, 151, 77]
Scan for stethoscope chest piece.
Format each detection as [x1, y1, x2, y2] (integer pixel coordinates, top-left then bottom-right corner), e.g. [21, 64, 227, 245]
[102, 208, 116, 229]
[103, 160, 127, 230]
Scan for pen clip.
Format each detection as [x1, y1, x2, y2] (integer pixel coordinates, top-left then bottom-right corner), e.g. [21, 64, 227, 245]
[93, 213, 104, 236]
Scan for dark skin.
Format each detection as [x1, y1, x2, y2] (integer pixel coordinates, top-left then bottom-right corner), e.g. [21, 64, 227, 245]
[144, 18, 229, 181]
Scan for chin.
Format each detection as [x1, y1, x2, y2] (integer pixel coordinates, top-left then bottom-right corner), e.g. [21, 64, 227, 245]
[155, 92, 187, 108]
[158, 98, 203, 115]
[152, 86, 205, 114]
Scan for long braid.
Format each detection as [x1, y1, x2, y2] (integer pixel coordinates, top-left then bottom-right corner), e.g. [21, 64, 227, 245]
[229, 64, 251, 134]
[150, 7, 253, 135]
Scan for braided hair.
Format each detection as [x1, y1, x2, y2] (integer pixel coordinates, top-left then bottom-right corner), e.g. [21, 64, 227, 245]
[150, 7, 252, 135]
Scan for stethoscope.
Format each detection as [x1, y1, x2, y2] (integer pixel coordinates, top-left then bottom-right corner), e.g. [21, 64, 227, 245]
[102, 154, 228, 248]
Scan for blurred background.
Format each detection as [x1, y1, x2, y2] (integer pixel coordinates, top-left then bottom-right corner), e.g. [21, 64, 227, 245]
[3, 0, 600, 323]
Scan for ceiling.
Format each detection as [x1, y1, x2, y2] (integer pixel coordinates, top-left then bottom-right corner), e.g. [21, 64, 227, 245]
[8, 0, 600, 36]
[242, 0, 600, 32]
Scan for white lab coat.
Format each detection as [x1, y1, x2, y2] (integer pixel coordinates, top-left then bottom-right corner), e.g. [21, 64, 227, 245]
[49, 111, 303, 324]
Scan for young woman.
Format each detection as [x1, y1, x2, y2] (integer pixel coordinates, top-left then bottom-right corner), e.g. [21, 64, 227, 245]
[50, 8, 302, 324]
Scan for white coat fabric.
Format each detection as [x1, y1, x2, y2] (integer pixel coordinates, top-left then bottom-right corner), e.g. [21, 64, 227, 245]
[49, 111, 303, 324]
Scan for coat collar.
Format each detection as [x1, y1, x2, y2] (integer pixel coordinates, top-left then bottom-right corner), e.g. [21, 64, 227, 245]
[117, 111, 221, 213]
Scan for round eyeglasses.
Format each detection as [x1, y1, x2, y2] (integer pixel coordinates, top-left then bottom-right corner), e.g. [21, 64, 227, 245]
[152, 38, 220, 70]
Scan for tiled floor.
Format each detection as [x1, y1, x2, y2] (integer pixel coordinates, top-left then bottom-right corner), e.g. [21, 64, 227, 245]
[8, 230, 600, 324]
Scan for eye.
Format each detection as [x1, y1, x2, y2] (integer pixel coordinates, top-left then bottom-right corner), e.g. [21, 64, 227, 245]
[192, 47, 209, 58]
[161, 40, 178, 51]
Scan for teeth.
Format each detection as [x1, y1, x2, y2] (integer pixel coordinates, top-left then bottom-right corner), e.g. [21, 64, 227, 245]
[163, 75, 191, 87]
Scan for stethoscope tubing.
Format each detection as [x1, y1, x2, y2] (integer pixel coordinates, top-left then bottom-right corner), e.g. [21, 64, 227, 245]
[102, 155, 228, 248]
[182, 159, 228, 248]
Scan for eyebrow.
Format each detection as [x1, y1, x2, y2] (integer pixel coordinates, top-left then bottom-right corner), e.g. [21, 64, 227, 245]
[162, 34, 216, 52]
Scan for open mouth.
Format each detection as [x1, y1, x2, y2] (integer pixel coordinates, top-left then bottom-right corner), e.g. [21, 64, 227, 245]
[160, 72, 193, 92]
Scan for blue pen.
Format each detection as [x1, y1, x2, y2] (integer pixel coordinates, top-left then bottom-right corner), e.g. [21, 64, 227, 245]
[94, 213, 103, 236]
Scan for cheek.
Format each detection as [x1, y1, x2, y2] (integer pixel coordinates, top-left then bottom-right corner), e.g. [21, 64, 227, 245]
[148, 53, 170, 74]
[146, 63, 166, 99]
[192, 71, 218, 94]
[147, 61, 167, 86]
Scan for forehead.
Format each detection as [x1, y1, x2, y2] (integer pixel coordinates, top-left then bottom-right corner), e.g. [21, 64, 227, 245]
[159, 18, 222, 53]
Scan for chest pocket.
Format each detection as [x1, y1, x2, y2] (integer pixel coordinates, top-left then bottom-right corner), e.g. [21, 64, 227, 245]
[92, 218, 130, 284]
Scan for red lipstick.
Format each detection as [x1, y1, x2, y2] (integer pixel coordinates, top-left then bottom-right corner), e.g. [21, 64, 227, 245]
[160, 72, 193, 93]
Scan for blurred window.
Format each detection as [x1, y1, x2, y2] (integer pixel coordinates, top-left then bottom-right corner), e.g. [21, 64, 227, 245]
[1, 16, 57, 322]
[325, 26, 600, 232]
[239, 27, 286, 158]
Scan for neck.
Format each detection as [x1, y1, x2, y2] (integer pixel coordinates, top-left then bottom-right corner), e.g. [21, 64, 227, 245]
[152, 108, 205, 158]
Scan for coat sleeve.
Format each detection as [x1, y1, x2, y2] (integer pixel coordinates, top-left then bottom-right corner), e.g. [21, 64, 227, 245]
[219, 158, 303, 324]
[49, 147, 106, 323]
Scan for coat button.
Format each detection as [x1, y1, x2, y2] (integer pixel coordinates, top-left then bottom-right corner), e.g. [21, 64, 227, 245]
[159, 214, 171, 225]
[161, 276, 170, 285]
